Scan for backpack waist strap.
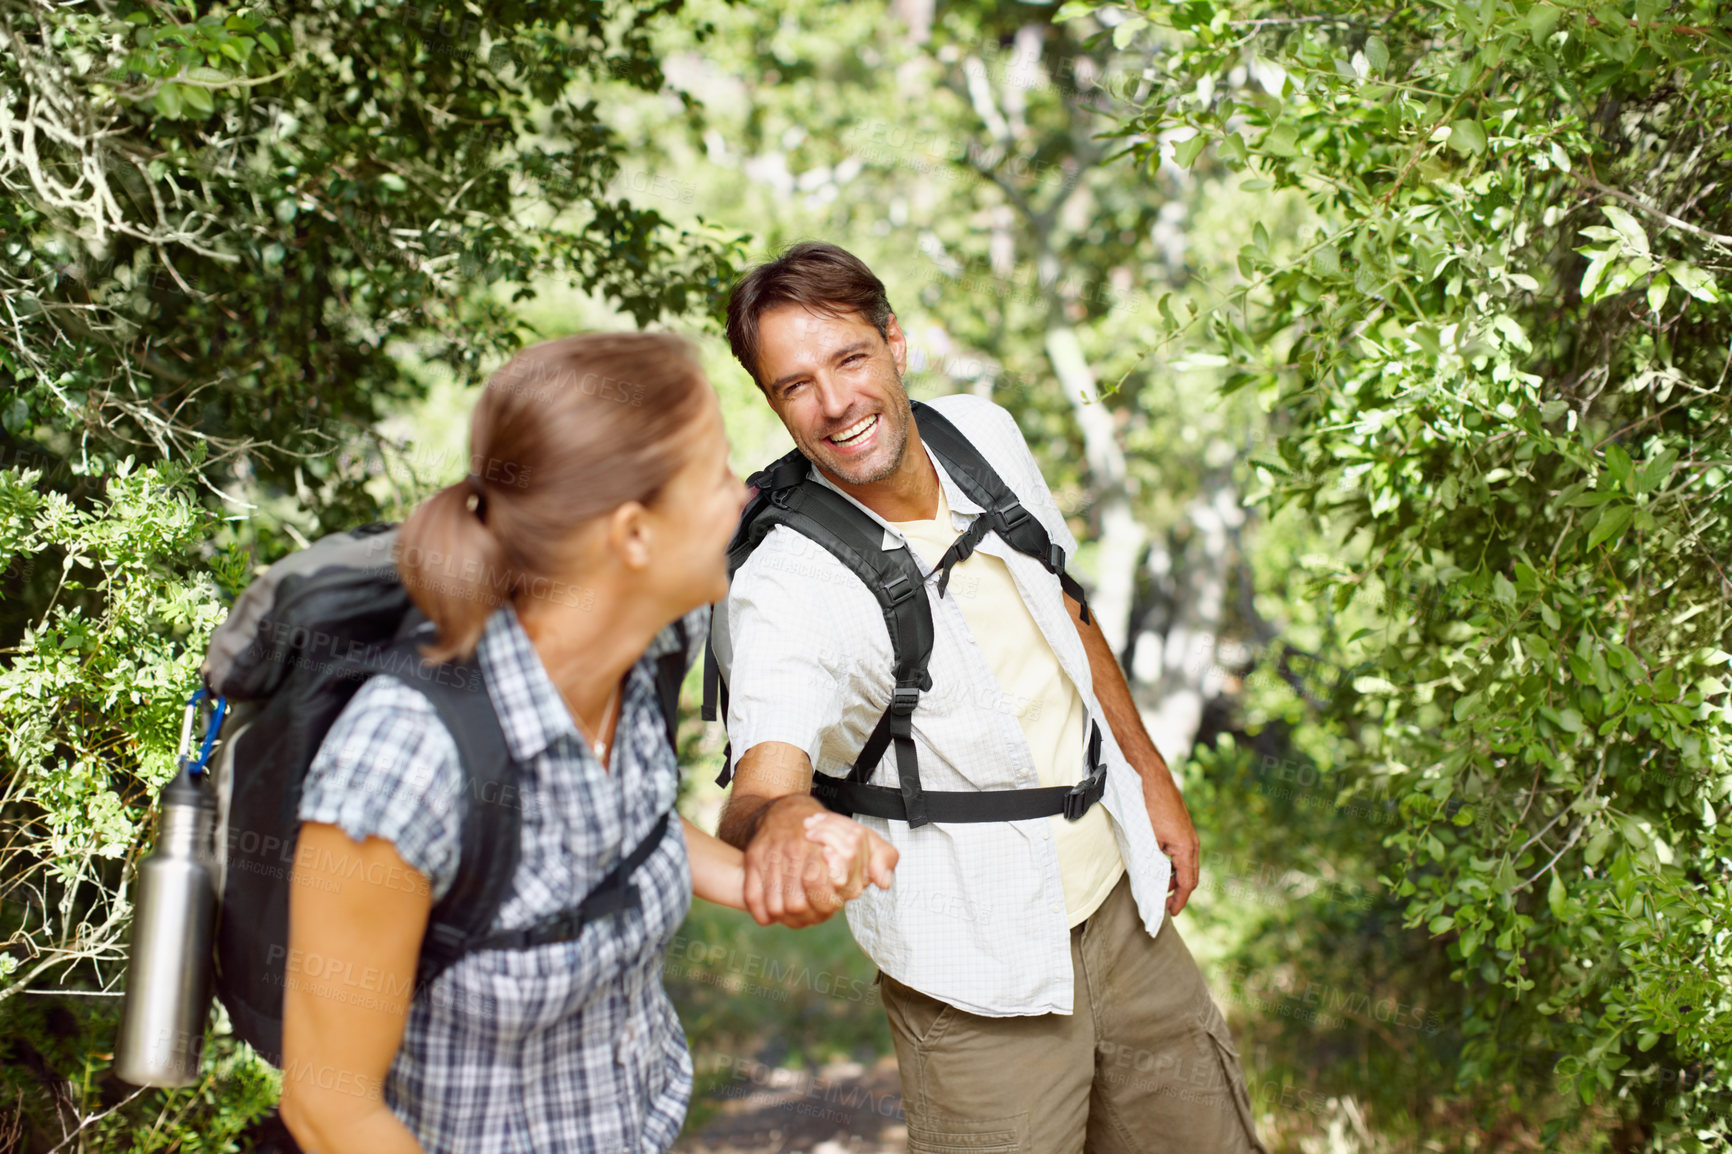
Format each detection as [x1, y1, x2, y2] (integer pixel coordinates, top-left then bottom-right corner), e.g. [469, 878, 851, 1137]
[812, 761, 1106, 824]
[815, 722, 1107, 825]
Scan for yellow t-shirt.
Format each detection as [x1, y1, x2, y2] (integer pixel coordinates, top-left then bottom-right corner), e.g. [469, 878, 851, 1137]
[891, 486, 1124, 926]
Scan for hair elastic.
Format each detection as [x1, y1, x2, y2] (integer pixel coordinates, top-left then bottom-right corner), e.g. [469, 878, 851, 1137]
[464, 474, 488, 519]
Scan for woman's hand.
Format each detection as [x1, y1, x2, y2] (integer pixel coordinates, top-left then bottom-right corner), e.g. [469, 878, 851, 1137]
[279, 823, 431, 1154]
[802, 812, 897, 895]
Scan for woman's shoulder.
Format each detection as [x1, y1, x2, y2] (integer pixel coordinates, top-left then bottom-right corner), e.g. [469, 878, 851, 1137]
[299, 673, 466, 900]
[310, 675, 460, 781]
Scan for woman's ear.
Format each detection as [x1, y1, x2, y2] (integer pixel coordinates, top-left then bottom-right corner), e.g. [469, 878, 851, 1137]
[605, 501, 653, 571]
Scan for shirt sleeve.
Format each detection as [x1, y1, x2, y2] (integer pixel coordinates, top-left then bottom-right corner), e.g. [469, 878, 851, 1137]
[721, 531, 850, 771]
[298, 675, 465, 902]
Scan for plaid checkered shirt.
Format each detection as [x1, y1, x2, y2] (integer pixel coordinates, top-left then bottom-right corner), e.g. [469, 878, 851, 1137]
[713, 393, 1174, 1018]
[299, 606, 705, 1153]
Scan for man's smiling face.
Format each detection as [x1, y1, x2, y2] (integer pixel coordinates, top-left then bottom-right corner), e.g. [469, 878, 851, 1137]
[755, 303, 913, 489]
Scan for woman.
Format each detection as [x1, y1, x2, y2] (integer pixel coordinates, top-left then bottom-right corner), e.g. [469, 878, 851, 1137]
[278, 333, 894, 1153]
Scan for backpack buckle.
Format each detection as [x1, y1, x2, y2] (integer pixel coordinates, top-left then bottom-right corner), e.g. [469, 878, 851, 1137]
[883, 573, 915, 606]
[1047, 543, 1066, 574]
[1063, 780, 1093, 822]
[997, 502, 1032, 532]
[425, 923, 468, 956]
[890, 686, 920, 716]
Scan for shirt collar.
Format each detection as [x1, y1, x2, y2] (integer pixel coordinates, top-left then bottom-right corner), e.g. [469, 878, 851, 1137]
[805, 433, 983, 552]
[473, 606, 585, 763]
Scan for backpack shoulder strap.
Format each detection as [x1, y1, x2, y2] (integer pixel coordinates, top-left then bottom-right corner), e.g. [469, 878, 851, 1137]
[912, 401, 1092, 623]
[735, 479, 937, 826]
[653, 617, 687, 750]
[378, 644, 521, 990]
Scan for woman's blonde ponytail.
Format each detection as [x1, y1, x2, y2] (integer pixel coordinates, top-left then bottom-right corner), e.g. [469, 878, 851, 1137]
[396, 476, 512, 664]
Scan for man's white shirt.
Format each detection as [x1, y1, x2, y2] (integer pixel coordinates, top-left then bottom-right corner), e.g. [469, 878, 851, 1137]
[713, 393, 1174, 1018]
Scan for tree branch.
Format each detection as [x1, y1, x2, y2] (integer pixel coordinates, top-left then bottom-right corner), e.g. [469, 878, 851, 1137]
[1575, 172, 1732, 250]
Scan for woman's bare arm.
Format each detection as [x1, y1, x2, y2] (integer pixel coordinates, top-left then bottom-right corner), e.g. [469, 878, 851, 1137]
[278, 823, 432, 1154]
[683, 817, 747, 909]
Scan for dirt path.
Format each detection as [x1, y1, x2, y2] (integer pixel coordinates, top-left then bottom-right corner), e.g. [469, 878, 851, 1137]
[674, 1056, 908, 1154]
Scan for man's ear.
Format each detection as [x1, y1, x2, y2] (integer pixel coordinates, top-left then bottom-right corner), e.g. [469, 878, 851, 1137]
[884, 313, 908, 379]
[605, 501, 653, 571]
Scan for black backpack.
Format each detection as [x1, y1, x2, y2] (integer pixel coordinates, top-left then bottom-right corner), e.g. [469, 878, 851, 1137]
[197, 523, 686, 1063]
[702, 400, 1106, 830]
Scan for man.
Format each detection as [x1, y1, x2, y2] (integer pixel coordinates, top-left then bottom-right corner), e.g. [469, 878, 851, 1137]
[712, 242, 1266, 1154]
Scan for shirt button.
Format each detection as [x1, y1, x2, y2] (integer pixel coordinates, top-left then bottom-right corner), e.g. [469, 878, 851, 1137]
[1050, 903, 1061, 914]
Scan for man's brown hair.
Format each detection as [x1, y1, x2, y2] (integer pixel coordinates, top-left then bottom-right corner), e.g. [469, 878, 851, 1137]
[725, 242, 893, 387]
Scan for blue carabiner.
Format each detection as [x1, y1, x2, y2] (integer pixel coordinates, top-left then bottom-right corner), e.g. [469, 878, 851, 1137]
[178, 689, 228, 779]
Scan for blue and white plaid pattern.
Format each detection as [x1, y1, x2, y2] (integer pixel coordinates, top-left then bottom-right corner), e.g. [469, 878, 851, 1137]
[300, 606, 706, 1154]
[716, 394, 1174, 1019]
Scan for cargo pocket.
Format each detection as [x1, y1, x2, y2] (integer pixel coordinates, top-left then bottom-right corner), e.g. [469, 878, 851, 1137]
[1200, 1014, 1270, 1154]
[880, 972, 959, 1050]
[907, 1117, 1025, 1153]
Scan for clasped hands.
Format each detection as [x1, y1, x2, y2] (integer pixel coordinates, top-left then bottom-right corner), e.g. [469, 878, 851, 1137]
[742, 796, 899, 928]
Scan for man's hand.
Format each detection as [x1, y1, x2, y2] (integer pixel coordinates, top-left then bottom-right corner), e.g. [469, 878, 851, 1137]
[738, 796, 897, 927]
[1139, 762, 1200, 916]
[717, 741, 899, 928]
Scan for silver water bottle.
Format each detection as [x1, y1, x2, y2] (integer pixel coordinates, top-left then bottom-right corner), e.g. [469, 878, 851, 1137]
[114, 764, 218, 1086]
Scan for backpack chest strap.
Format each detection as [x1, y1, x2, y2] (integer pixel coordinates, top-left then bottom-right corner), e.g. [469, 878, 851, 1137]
[459, 811, 672, 953]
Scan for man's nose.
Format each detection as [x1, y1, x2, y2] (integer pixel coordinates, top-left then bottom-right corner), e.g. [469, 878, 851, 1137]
[813, 375, 852, 421]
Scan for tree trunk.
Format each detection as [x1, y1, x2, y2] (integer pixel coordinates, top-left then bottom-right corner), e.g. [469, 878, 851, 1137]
[1043, 323, 1145, 657]
[1134, 482, 1240, 763]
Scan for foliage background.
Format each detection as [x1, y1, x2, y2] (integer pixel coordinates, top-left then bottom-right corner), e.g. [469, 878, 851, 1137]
[1, 0, 1727, 1151]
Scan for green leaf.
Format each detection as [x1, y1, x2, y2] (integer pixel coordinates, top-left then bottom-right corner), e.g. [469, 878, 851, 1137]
[1557, 708, 1584, 733]
[1647, 273, 1670, 313]
[1172, 133, 1207, 170]
[1364, 35, 1389, 73]
[1493, 572, 1516, 604]
[1580, 253, 1613, 299]
[1587, 503, 1633, 550]
[1547, 872, 1567, 918]
[1448, 119, 1487, 156]
[1665, 260, 1721, 302]
[181, 82, 215, 116]
[1601, 205, 1650, 256]
[1261, 123, 1299, 157]
[1634, 448, 1678, 494]
[1527, 3, 1563, 42]
[1112, 16, 1147, 49]
[154, 83, 184, 119]
[1605, 442, 1631, 484]
[1584, 827, 1614, 865]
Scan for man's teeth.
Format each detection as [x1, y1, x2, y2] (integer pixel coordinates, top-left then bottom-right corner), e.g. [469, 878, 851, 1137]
[831, 415, 877, 445]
